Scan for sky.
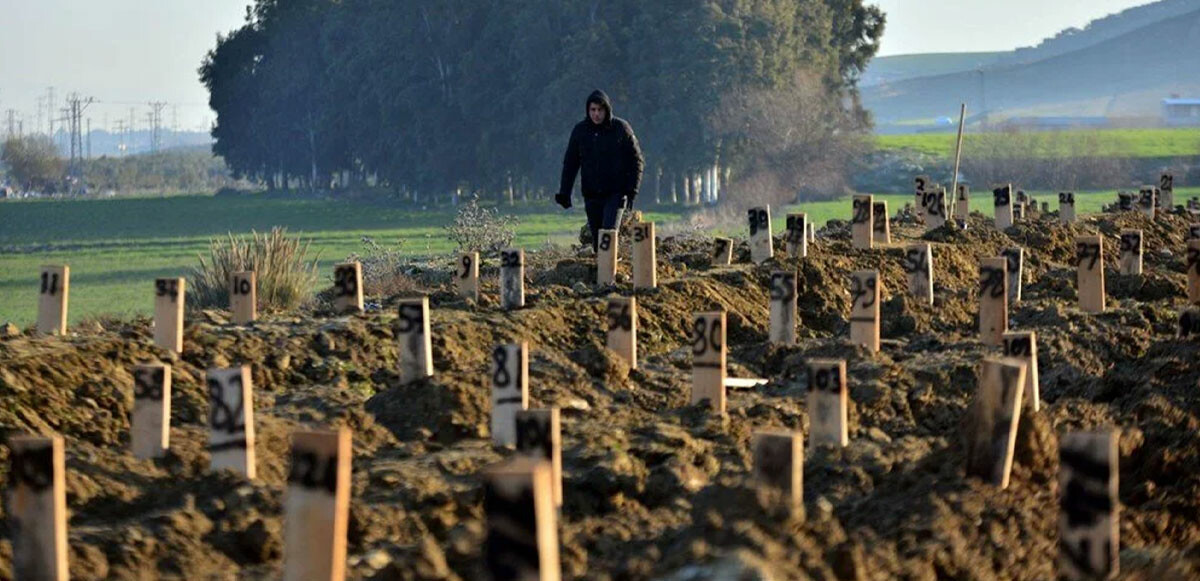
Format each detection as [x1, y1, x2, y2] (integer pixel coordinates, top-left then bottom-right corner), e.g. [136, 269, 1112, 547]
[0, 0, 1159, 134]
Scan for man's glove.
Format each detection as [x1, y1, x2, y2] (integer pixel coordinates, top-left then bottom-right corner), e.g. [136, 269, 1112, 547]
[555, 192, 572, 209]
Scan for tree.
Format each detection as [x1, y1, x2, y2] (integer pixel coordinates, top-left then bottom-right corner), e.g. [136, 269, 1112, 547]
[1, 136, 65, 192]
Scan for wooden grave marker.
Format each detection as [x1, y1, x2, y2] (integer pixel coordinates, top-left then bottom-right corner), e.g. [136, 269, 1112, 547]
[691, 311, 727, 413]
[751, 430, 804, 518]
[456, 252, 480, 303]
[1118, 229, 1143, 276]
[1012, 203, 1024, 222]
[807, 359, 849, 448]
[993, 184, 1013, 229]
[964, 357, 1026, 489]
[230, 271, 257, 324]
[1188, 239, 1200, 304]
[632, 222, 657, 289]
[207, 366, 256, 478]
[955, 184, 970, 223]
[606, 297, 637, 369]
[483, 457, 560, 581]
[1117, 191, 1135, 212]
[914, 175, 930, 221]
[1160, 173, 1175, 209]
[491, 343, 529, 446]
[283, 428, 352, 581]
[500, 249, 525, 310]
[332, 262, 364, 313]
[1002, 331, 1040, 412]
[516, 408, 563, 508]
[1001, 247, 1023, 304]
[132, 363, 171, 459]
[8, 435, 68, 581]
[768, 271, 798, 346]
[36, 265, 69, 335]
[1058, 430, 1119, 580]
[596, 229, 618, 285]
[872, 201, 891, 243]
[397, 297, 433, 384]
[1138, 186, 1157, 219]
[807, 221, 815, 243]
[748, 206, 774, 263]
[851, 195, 874, 250]
[1076, 235, 1106, 313]
[785, 213, 808, 258]
[154, 277, 185, 352]
[849, 270, 880, 353]
[904, 243, 934, 305]
[979, 257, 1008, 346]
[1059, 192, 1077, 224]
[712, 237, 733, 266]
[923, 188, 947, 230]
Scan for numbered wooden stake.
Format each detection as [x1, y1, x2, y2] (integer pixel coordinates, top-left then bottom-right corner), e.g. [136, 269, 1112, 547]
[1185, 240, 1200, 305]
[1059, 192, 1077, 224]
[1160, 173, 1175, 209]
[785, 213, 808, 258]
[751, 430, 804, 517]
[851, 195, 874, 250]
[500, 249, 525, 310]
[1058, 430, 1119, 581]
[397, 297, 433, 384]
[1138, 186, 1157, 219]
[132, 364, 171, 459]
[491, 343, 529, 446]
[483, 457, 560, 581]
[965, 357, 1026, 489]
[516, 408, 562, 508]
[283, 428, 352, 581]
[1012, 204, 1024, 222]
[848, 270, 880, 353]
[872, 201, 891, 243]
[993, 184, 1013, 229]
[1076, 235, 1106, 313]
[36, 265, 69, 335]
[1117, 191, 1135, 212]
[1002, 331, 1040, 412]
[768, 271, 798, 346]
[712, 237, 733, 265]
[456, 253, 480, 302]
[1118, 230, 1143, 275]
[606, 297, 637, 369]
[955, 184, 970, 223]
[8, 435, 68, 581]
[979, 257, 1008, 346]
[914, 175, 930, 221]
[807, 221, 815, 243]
[1180, 308, 1200, 338]
[207, 366, 256, 478]
[1001, 247, 1023, 304]
[748, 206, 774, 263]
[807, 359, 849, 448]
[153, 277, 185, 352]
[230, 271, 257, 324]
[691, 311, 727, 413]
[332, 262, 364, 313]
[903, 243, 934, 305]
[923, 188, 947, 230]
[596, 229, 618, 285]
[632, 222, 657, 289]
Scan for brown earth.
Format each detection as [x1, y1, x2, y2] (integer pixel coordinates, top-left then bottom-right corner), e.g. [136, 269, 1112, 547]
[1, 207, 1200, 579]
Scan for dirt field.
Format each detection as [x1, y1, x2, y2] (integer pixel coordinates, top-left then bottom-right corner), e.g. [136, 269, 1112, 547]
[2, 205, 1199, 580]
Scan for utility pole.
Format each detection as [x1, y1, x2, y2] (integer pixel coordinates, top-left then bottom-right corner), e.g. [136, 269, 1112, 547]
[114, 120, 128, 156]
[4, 109, 16, 139]
[46, 87, 56, 136]
[86, 117, 92, 159]
[36, 96, 45, 135]
[64, 93, 94, 186]
[148, 101, 167, 153]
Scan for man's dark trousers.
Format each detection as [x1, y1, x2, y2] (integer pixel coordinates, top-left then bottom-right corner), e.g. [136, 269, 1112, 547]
[584, 194, 626, 252]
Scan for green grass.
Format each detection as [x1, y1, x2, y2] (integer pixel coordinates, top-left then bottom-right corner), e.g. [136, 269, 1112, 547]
[875, 128, 1200, 159]
[3, 189, 1197, 326]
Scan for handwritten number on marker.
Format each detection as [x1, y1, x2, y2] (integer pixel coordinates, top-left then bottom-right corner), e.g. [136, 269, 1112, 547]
[10, 445, 54, 493]
[288, 448, 338, 494]
[134, 367, 164, 400]
[397, 303, 423, 334]
[501, 251, 521, 268]
[691, 316, 722, 356]
[850, 274, 877, 309]
[1076, 242, 1101, 271]
[156, 279, 179, 301]
[993, 186, 1010, 207]
[1119, 234, 1141, 255]
[493, 346, 511, 387]
[903, 248, 928, 275]
[980, 266, 1005, 298]
[851, 199, 870, 224]
[334, 267, 357, 296]
[40, 272, 60, 296]
[770, 273, 796, 303]
[232, 277, 252, 295]
[209, 375, 245, 435]
[1059, 192, 1075, 204]
[607, 302, 632, 331]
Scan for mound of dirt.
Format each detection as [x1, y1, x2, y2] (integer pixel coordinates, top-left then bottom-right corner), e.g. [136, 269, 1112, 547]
[2, 206, 1200, 579]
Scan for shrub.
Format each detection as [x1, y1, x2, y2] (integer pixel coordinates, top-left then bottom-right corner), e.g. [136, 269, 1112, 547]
[344, 236, 424, 297]
[188, 227, 320, 312]
[443, 197, 519, 255]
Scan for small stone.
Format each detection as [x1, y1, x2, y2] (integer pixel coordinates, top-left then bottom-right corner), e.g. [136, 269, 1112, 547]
[364, 548, 392, 569]
[0, 322, 20, 338]
[564, 398, 591, 412]
[572, 282, 589, 295]
[866, 427, 892, 444]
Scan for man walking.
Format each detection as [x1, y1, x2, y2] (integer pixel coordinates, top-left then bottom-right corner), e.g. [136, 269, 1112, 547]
[557, 89, 645, 251]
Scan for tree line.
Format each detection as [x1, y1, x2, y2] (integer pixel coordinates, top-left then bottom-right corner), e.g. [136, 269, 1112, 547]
[200, 0, 884, 205]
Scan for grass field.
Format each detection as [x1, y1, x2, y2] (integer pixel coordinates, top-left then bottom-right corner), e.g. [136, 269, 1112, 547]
[875, 128, 1200, 159]
[2, 189, 1195, 326]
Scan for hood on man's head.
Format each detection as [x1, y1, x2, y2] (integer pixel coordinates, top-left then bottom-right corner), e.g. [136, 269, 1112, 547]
[586, 89, 612, 123]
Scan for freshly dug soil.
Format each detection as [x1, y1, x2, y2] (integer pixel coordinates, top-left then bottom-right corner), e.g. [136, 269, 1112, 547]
[2, 208, 1200, 579]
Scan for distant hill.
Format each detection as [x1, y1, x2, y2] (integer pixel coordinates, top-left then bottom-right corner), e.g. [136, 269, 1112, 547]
[863, 2, 1200, 126]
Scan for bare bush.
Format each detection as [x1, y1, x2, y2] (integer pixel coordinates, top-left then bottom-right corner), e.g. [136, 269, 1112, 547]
[960, 130, 1131, 190]
[343, 236, 425, 297]
[443, 197, 519, 255]
[188, 227, 320, 312]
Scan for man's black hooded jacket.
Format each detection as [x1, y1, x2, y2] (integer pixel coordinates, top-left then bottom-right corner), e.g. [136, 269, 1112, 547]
[559, 90, 645, 201]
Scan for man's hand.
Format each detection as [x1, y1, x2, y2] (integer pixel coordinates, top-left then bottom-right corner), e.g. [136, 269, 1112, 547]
[623, 193, 636, 210]
[555, 192, 572, 209]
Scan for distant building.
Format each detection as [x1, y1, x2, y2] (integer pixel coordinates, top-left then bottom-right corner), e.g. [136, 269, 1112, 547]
[1162, 98, 1200, 126]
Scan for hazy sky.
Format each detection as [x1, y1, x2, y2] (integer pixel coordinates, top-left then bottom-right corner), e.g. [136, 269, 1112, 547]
[0, 0, 1157, 133]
